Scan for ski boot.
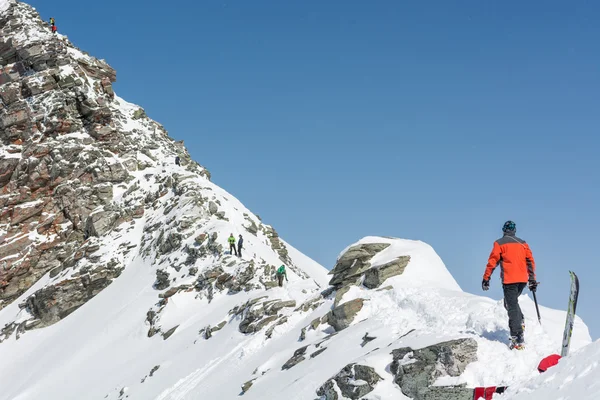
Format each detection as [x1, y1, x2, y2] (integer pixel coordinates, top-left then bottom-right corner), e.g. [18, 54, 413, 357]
[509, 334, 525, 350]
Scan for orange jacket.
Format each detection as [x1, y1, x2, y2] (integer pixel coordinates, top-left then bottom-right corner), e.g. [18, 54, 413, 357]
[483, 233, 536, 284]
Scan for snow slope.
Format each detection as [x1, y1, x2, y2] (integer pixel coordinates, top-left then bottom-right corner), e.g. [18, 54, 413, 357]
[0, 87, 329, 398]
[3, 234, 588, 400]
[501, 339, 600, 399]
[0, 3, 595, 399]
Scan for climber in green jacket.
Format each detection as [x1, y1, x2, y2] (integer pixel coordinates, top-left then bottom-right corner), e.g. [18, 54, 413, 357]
[276, 265, 288, 287]
[228, 233, 237, 256]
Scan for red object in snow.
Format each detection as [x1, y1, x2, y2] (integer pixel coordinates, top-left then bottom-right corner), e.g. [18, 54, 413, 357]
[473, 386, 507, 399]
[52, 26, 57, 32]
[538, 354, 562, 373]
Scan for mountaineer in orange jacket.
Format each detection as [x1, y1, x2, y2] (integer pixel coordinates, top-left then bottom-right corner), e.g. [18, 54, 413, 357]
[482, 221, 537, 350]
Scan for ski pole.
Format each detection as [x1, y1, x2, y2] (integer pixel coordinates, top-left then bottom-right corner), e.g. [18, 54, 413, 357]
[532, 289, 542, 324]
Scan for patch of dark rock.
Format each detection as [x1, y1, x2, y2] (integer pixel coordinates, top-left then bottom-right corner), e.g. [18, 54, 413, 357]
[162, 325, 179, 340]
[317, 363, 382, 400]
[361, 332, 377, 347]
[241, 378, 256, 395]
[328, 243, 390, 287]
[149, 365, 160, 377]
[281, 345, 309, 370]
[154, 269, 170, 290]
[390, 338, 478, 400]
[327, 298, 365, 332]
[310, 347, 328, 359]
[363, 256, 410, 289]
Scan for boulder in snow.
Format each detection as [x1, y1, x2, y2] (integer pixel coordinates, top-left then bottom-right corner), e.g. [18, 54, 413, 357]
[329, 242, 390, 287]
[281, 345, 308, 370]
[328, 298, 365, 332]
[317, 363, 382, 399]
[363, 256, 410, 289]
[390, 338, 478, 400]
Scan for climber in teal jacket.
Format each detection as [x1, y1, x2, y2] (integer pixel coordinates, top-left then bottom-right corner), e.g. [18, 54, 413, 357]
[276, 265, 288, 287]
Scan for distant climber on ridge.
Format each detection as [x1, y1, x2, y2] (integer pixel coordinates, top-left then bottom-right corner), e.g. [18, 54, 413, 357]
[50, 17, 55, 26]
[175, 156, 180, 166]
[276, 265, 288, 287]
[482, 220, 537, 350]
[228, 233, 237, 256]
[237, 234, 243, 258]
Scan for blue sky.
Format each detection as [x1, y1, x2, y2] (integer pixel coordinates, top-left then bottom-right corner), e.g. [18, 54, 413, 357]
[31, 0, 599, 338]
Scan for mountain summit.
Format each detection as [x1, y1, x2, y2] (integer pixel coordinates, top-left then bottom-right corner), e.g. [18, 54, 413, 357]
[0, 2, 593, 400]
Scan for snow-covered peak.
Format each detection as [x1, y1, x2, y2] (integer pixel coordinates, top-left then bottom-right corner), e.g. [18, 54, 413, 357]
[0, 2, 594, 400]
[335, 236, 461, 291]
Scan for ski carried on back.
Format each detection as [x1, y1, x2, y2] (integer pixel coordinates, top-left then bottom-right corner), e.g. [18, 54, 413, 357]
[560, 271, 580, 357]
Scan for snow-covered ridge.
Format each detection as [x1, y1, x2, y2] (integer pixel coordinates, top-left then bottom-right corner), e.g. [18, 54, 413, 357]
[0, 2, 595, 400]
[336, 236, 462, 291]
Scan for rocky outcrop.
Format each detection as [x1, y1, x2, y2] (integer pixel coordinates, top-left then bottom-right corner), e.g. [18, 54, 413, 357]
[281, 345, 308, 370]
[316, 364, 382, 400]
[200, 321, 227, 339]
[0, 1, 134, 308]
[363, 256, 410, 289]
[23, 263, 123, 329]
[162, 325, 178, 340]
[328, 243, 390, 287]
[241, 379, 256, 395]
[328, 241, 411, 291]
[154, 270, 170, 290]
[327, 298, 364, 332]
[390, 338, 478, 400]
[231, 297, 296, 335]
[421, 386, 481, 400]
[261, 225, 292, 265]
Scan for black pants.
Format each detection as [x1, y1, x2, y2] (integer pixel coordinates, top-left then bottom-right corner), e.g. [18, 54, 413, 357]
[237, 246, 242, 258]
[277, 274, 284, 287]
[229, 244, 237, 256]
[503, 282, 526, 337]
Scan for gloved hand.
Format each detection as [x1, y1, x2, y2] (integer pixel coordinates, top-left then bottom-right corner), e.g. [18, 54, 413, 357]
[482, 279, 490, 291]
[528, 280, 538, 292]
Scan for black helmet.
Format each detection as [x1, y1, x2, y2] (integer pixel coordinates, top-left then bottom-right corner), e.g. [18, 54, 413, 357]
[502, 220, 516, 233]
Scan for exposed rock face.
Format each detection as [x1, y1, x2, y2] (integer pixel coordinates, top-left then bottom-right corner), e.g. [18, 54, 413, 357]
[231, 297, 296, 334]
[201, 321, 227, 339]
[328, 243, 390, 287]
[241, 379, 256, 394]
[24, 263, 123, 329]
[317, 364, 382, 400]
[162, 325, 178, 340]
[0, 2, 132, 308]
[327, 298, 364, 332]
[390, 338, 478, 400]
[281, 345, 308, 370]
[363, 256, 410, 289]
[421, 386, 479, 400]
[154, 270, 170, 290]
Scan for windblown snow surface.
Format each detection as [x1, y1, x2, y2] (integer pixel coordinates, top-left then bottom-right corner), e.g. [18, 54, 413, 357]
[0, 230, 593, 399]
[501, 339, 600, 400]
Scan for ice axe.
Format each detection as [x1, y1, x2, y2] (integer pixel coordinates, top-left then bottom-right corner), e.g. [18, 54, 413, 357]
[532, 282, 542, 325]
